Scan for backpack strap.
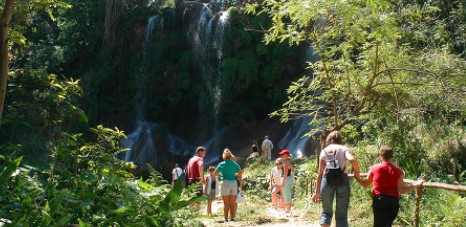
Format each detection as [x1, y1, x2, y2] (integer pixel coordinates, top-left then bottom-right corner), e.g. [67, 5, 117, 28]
[333, 151, 346, 172]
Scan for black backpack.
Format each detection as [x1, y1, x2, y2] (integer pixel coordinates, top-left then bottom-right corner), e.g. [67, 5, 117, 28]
[324, 151, 345, 185]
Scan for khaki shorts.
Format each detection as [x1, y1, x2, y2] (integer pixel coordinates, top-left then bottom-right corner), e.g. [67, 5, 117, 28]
[221, 180, 238, 196]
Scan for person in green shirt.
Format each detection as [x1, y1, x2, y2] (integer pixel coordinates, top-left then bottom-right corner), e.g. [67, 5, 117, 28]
[215, 148, 242, 222]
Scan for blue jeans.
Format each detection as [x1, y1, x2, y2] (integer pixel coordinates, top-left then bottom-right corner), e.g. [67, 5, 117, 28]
[319, 175, 350, 227]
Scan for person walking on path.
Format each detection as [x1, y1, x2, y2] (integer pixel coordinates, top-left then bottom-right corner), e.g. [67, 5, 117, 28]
[187, 146, 207, 196]
[215, 149, 242, 222]
[269, 158, 286, 209]
[354, 146, 425, 227]
[171, 163, 183, 186]
[205, 166, 219, 216]
[231, 155, 243, 209]
[261, 136, 274, 160]
[312, 131, 361, 227]
[279, 150, 295, 213]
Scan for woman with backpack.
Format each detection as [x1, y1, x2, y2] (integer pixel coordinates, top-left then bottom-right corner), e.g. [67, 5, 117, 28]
[312, 131, 361, 227]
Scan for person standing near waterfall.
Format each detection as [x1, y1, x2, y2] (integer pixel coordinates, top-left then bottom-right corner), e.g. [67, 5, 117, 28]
[215, 149, 242, 222]
[261, 136, 273, 160]
[187, 146, 206, 196]
[171, 163, 184, 186]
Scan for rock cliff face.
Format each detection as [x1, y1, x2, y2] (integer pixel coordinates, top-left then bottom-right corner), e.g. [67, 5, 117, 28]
[97, 1, 317, 175]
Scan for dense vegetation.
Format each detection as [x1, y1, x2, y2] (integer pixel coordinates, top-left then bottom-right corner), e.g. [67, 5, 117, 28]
[1, 0, 465, 226]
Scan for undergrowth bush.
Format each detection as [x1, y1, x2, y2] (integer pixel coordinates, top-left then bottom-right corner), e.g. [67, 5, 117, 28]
[0, 126, 204, 226]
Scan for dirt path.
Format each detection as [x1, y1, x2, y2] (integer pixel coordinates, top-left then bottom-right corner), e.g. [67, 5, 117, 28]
[199, 200, 320, 227]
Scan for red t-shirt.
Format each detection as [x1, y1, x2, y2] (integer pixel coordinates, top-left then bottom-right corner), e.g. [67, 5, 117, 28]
[371, 162, 403, 198]
[187, 155, 203, 180]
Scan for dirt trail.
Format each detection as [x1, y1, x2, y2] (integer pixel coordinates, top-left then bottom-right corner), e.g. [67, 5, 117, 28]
[199, 200, 320, 227]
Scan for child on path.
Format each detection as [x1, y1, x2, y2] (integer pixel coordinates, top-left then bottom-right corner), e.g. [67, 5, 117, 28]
[269, 158, 286, 209]
[279, 150, 295, 213]
[205, 166, 218, 216]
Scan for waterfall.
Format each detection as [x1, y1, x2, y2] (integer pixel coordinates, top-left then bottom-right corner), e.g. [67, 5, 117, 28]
[122, 1, 232, 167]
[277, 46, 320, 158]
[122, 16, 162, 164]
[277, 117, 313, 158]
[135, 15, 161, 119]
[185, 3, 229, 130]
[210, 11, 228, 127]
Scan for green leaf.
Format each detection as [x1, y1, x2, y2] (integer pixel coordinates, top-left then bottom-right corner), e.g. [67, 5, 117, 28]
[0, 156, 23, 185]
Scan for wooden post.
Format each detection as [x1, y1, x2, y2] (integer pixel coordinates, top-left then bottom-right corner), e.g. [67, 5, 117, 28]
[414, 188, 421, 227]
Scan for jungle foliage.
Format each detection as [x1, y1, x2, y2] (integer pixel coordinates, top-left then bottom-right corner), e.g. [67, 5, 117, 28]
[247, 0, 466, 175]
[1, 0, 466, 226]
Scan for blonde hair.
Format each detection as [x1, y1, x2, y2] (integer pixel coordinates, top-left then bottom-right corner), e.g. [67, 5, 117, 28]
[223, 148, 233, 160]
[208, 166, 215, 172]
[275, 158, 282, 165]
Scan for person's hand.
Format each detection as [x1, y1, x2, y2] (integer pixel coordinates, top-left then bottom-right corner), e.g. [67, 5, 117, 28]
[413, 175, 426, 188]
[354, 175, 361, 183]
[311, 192, 320, 203]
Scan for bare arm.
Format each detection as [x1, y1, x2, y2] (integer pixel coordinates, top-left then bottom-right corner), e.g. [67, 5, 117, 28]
[236, 170, 243, 190]
[355, 170, 373, 188]
[346, 151, 360, 177]
[204, 176, 209, 194]
[397, 175, 424, 194]
[312, 159, 326, 202]
[199, 163, 205, 183]
[269, 170, 274, 190]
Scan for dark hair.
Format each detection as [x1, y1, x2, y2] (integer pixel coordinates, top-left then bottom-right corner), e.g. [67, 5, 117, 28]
[196, 146, 206, 153]
[326, 131, 343, 146]
[379, 146, 394, 160]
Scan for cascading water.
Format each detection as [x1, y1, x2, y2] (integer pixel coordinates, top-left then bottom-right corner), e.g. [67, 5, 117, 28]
[185, 2, 229, 130]
[209, 11, 228, 129]
[277, 117, 314, 158]
[277, 46, 320, 158]
[120, 2, 321, 170]
[122, 1, 232, 168]
[122, 16, 162, 165]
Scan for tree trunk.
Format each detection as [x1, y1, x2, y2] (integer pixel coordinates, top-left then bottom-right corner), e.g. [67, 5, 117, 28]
[0, 0, 15, 130]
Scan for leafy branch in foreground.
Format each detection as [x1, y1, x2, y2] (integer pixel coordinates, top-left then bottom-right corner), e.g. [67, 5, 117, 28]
[247, 0, 466, 144]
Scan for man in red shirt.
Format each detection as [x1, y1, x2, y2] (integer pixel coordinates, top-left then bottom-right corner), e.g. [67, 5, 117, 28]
[187, 146, 206, 195]
[355, 146, 424, 227]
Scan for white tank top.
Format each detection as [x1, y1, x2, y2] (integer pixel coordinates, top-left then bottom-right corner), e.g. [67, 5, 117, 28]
[272, 167, 283, 185]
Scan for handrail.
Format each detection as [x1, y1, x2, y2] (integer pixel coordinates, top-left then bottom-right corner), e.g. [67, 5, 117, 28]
[347, 173, 466, 192]
[347, 173, 466, 226]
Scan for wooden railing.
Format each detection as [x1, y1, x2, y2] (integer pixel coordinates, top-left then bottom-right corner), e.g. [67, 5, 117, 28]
[348, 173, 466, 227]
